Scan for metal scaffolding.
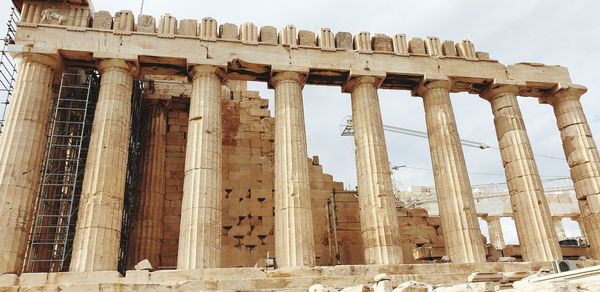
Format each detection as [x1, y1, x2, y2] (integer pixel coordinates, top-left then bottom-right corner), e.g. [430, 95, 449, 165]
[25, 72, 99, 272]
[118, 79, 144, 273]
[0, 7, 19, 134]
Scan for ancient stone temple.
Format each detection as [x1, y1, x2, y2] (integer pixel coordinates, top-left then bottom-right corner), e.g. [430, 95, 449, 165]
[0, 0, 599, 291]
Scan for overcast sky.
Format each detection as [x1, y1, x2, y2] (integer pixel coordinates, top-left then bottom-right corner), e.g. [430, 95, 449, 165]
[1, 0, 597, 244]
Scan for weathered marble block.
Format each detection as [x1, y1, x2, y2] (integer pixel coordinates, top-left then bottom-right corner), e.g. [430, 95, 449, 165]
[114, 10, 134, 34]
[442, 40, 457, 57]
[220, 23, 239, 40]
[92, 11, 112, 30]
[408, 37, 426, 54]
[278, 25, 297, 47]
[372, 33, 393, 52]
[260, 26, 278, 44]
[298, 30, 316, 46]
[456, 40, 477, 60]
[158, 14, 177, 38]
[392, 34, 408, 55]
[137, 15, 156, 33]
[240, 22, 258, 44]
[178, 19, 198, 36]
[318, 28, 335, 51]
[200, 17, 218, 41]
[354, 32, 371, 52]
[425, 36, 442, 56]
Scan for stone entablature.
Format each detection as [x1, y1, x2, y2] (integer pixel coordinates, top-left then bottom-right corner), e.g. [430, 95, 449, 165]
[12, 7, 574, 97]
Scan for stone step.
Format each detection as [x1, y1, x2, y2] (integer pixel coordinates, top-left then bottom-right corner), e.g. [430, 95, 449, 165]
[3, 261, 600, 291]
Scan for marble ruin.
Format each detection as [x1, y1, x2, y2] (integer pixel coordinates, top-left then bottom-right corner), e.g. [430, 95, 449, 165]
[0, 0, 599, 291]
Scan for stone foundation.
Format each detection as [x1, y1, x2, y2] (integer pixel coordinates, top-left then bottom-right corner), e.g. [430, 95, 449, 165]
[5, 262, 599, 291]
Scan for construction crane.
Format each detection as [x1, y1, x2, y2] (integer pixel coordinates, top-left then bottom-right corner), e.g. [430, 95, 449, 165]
[139, 0, 145, 16]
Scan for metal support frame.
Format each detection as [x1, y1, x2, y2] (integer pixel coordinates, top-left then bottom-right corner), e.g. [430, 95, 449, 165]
[25, 72, 99, 272]
[117, 79, 144, 273]
[0, 7, 19, 134]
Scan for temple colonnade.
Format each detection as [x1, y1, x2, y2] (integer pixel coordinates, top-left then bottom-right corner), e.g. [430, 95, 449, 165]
[1, 45, 599, 273]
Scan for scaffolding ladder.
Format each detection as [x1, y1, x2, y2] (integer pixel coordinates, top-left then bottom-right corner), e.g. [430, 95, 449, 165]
[25, 72, 99, 272]
[0, 7, 19, 134]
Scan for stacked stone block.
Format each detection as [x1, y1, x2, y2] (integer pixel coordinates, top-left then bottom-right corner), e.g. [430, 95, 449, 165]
[159, 99, 188, 268]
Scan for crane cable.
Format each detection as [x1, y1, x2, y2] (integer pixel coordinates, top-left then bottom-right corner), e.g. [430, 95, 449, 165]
[382, 124, 565, 160]
[391, 164, 570, 180]
[383, 124, 489, 149]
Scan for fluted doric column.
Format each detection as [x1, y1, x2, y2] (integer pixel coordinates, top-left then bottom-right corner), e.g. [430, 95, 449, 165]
[70, 59, 136, 272]
[572, 215, 588, 240]
[346, 76, 402, 264]
[541, 84, 600, 259]
[484, 216, 505, 250]
[553, 217, 567, 241]
[177, 65, 223, 269]
[417, 79, 486, 263]
[129, 102, 167, 268]
[0, 53, 60, 274]
[270, 71, 316, 267]
[481, 84, 562, 261]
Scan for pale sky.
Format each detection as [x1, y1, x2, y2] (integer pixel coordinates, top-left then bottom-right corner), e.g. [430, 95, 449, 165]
[1, 0, 597, 244]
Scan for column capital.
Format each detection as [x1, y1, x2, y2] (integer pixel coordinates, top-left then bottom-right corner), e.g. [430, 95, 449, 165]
[15, 52, 62, 72]
[413, 78, 452, 97]
[98, 58, 139, 77]
[481, 215, 502, 222]
[269, 71, 307, 89]
[189, 64, 226, 80]
[480, 80, 523, 101]
[342, 74, 384, 93]
[539, 83, 587, 105]
[571, 214, 583, 222]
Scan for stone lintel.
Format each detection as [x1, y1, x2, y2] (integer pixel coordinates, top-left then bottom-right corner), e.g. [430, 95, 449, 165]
[539, 83, 588, 105]
[13, 25, 577, 98]
[93, 51, 138, 63]
[341, 70, 386, 93]
[187, 57, 227, 68]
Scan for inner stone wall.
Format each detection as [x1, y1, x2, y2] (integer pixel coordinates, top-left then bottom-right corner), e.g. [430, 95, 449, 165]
[150, 81, 344, 268]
